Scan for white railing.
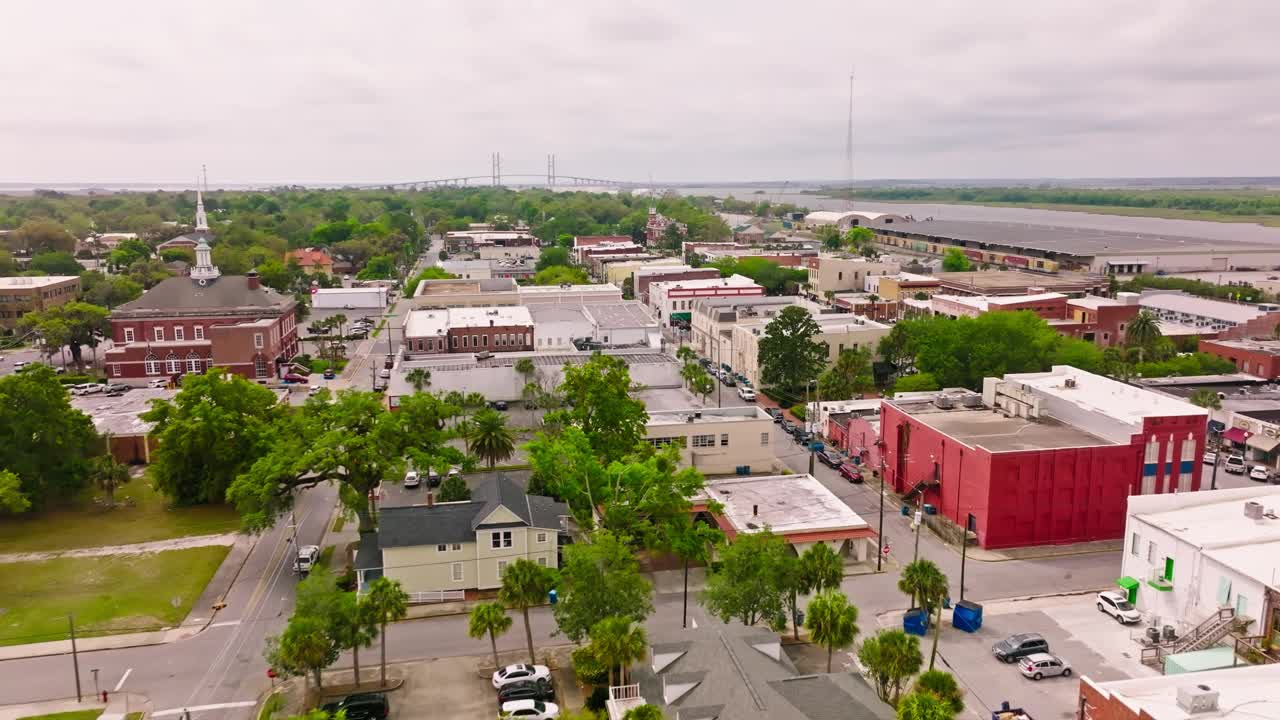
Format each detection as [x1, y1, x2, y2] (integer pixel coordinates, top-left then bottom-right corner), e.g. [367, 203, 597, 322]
[606, 684, 645, 720]
[406, 590, 466, 604]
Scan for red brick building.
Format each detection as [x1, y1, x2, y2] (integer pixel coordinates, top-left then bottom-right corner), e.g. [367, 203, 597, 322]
[285, 247, 334, 276]
[402, 306, 534, 356]
[104, 241, 299, 381]
[635, 268, 721, 304]
[880, 367, 1207, 550]
[1198, 338, 1280, 379]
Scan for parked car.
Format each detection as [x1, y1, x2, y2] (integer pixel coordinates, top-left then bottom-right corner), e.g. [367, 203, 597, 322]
[323, 368, 336, 380]
[1018, 653, 1072, 680]
[489, 400, 509, 411]
[378, 368, 391, 379]
[1202, 451, 1218, 466]
[349, 328, 369, 339]
[427, 468, 441, 487]
[105, 387, 127, 397]
[448, 467, 461, 481]
[1251, 465, 1271, 482]
[737, 387, 756, 402]
[294, 545, 320, 574]
[73, 383, 103, 396]
[817, 449, 843, 468]
[403, 470, 421, 489]
[308, 385, 324, 396]
[1225, 455, 1247, 474]
[780, 420, 796, 434]
[992, 633, 1049, 663]
[282, 373, 308, 384]
[492, 664, 551, 689]
[765, 407, 784, 423]
[105, 383, 130, 393]
[497, 679, 556, 706]
[1096, 591, 1141, 624]
[321, 692, 389, 720]
[500, 699, 559, 719]
[721, 375, 736, 387]
[839, 463, 864, 483]
[12, 361, 27, 371]
[793, 431, 813, 446]
[147, 378, 168, 388]
[475, 351, 494, 361]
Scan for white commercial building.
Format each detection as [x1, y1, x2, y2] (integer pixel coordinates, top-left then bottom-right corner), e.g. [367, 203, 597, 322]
[1140, 291, 1280, 334]
[529, 302, 660, 351]
[518, 283, 623, 305]
[690, 296, 800, 360]
[648, 274, 765, 325]
[1118, 486, 1280, 650]
[730, 312, 891, 387]
[311, 287, 387, 309]
[1080, 664, 1280, 720]
[645, 406, 779, 475]
[804, 210, 907, 230]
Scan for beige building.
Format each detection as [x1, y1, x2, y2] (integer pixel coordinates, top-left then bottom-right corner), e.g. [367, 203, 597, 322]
[805, 256, 899, 296]
[689, 296, 800, 361]
[730, 313, 891, 387]
[0, 275, 80, 330]
[645, 406, 780, 475]
[411, 278, 520, 308]
[604, 257, 686, 286]
[373, 476, 567, 595]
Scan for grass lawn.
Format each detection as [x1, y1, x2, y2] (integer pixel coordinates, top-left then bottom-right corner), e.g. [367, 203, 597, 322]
[0, 481, 240, 554]
[0, 545, 230, 646]
[17, 711, 104, 720]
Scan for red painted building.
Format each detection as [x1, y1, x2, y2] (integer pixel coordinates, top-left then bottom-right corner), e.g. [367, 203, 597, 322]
[402, 306, 535, 356]
[635, 268, 721, 304]
[1198, 338, 1280, 380]
[880, 367, 1207, 549]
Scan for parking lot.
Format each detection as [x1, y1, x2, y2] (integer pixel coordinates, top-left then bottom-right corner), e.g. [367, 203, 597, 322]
[884, 594, 1160, 720]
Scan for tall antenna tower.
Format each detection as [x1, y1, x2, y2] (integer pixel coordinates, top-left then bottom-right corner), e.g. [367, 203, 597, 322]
[844, 70, 855, 209]
[491, 152, 502, 186]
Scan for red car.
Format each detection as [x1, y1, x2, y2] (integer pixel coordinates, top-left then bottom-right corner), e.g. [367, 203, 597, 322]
[282, 373, 308, 383]
[838, 463, 864, 483]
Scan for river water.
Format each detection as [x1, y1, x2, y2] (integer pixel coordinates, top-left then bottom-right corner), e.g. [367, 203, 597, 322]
[679, 186, 1280, 246]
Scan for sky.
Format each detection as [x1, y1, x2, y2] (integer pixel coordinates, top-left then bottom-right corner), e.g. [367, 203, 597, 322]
[2, 0, 1278, 185]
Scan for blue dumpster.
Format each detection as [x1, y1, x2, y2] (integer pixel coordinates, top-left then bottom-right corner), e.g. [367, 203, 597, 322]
[903, 608, 930, 636]
[548, 589, 558, 605]
[923, 503, 938, 515]
[901, 505, 910, 516]
[952, 600, 983, 633]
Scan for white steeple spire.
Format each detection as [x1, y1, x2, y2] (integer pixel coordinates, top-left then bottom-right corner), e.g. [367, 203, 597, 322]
[194, 167, 209, 231]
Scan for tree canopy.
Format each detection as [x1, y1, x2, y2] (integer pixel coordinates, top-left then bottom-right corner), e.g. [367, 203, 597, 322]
[818, 346, 875, 400]
[701, 529, 794, 629]
[0, 365, 98, 509]
[553, 530, 653, 643]
[545, 353, 648, 462]
[757, 306, 828, 399]
[941, 248, 971, 272]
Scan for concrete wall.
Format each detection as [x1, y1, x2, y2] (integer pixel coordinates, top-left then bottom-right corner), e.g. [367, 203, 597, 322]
[390, 353, 683, 404]
[646, 413, 778, 474]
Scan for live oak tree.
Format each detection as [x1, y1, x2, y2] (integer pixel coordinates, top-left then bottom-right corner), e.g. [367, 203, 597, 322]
[143, 370, 282, 506]
[757, 305, 828, 400]
[818, 347, 875, 400]
[553, 530, 653, 643]
[546, 353, 649, 462]
[941, 248, 971, 272]
[0, 470, 31, 514]
[17, 301, 110, 372]
[702, 529, 794, 629]
[0, 365, 98, 509]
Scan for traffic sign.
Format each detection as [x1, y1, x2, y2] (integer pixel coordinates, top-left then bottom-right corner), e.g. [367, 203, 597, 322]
[881, 544, 891, 556]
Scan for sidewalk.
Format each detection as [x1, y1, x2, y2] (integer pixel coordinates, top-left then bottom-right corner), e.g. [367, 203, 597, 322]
[0, 693, 149, 720]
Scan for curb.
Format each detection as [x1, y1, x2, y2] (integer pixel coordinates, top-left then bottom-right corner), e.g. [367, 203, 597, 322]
[874, 587, 1107, 623]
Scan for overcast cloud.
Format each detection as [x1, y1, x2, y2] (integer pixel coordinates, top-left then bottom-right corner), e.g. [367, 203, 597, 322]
[2, 0, 1278, 184]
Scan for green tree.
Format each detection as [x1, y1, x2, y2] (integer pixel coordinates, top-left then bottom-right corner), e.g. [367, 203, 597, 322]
[29, 251, 84, 275]
[816, 225, 842, 250]
[702, 529, 793, 628]
[514, 357, 537, 381]
[844, 226, 875, 250]
[799, 542, 844, 594]
[1125, 309, 1162, 361]
[18, 301, 110, 371]
[266, 615, 339, 691]
[12, 220, 75, 254]
[466, 407, 516, 469]
[897, 691, 955, 720]
[89, 451, 131, 506]
[535, 247, 572, 271]
[1189, 388, 1223, 410]
[669, 520, 723, 628]
[405, 367, 432, 392]
[898, 559, 950, 670]
[623, 705, 664, 720]
[0, 470, 31, 514]
[357, 254, 396, 280]
[0, 365, 98, 509]
[467, 601, 512, 671]
[547, 353, 648, 461]
[588, 616, 648, 687]
[913, 670, 965, 715]
[143, 370, 282, 506]
[79, 270, 142, 308]
[941, 248, 971, 272]
[818, 347, 875, 400]
[329, 591, 378, 687]
[893, 373, 941, 393]
[805, 590, 860, 673]
[553, 530, 653, 643]
[437, 474, 471, 502]
[691, 372, 715, 404]
[858, 629, 923, 706]
[757, 306, 828, 399]
[500, 559, 558, 663]
[364, 576, 409, 687]
[532, 265, 590, 285]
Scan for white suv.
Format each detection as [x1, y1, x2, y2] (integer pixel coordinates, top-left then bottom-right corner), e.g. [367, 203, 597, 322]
[737, 387, 756, 402]
[1096, 591, 1140, 624]
[1225, 455, 1246, 474]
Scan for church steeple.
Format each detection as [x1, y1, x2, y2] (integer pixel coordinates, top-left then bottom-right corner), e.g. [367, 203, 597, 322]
[194, 166, 209, 231]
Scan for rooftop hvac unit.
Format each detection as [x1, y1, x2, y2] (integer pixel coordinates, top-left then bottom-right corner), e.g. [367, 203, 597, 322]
[1064, 377, 1078, 389]
[961, 394, 982, 408]
[934, 395, 955, 409]
[1245, 501, 1264, 520]
[686, 415, 695, 423]
[1176, 685, 1219, 715]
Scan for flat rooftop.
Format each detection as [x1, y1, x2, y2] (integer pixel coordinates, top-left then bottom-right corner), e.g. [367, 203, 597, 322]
[698, 474, 869, 536]
[649, 274, 761, 291]
[403, 306, 532, 336]
[896, 399, 1116, 451]
[934, 269, 1103, 292]
[582, 302, 657, 329]
[1003, 366, 1208, 427]
[872, 218, 1278, 257]
[934, 292, 1066, 311]
[416, 278, 516, 296]
[70, 388, 173, 437]
[647, 406, 772, 427]
[1083, 664, 1280, 720]
[1140, 291, 1273, 323]
[1134, 486, 1280, 551]
[517, 283, 621, 295]
[1204, 338, 1280, 355]
[0, 275, 78, 288]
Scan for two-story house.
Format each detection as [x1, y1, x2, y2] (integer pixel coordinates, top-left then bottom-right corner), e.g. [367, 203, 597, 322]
[372, 476, 568, 597]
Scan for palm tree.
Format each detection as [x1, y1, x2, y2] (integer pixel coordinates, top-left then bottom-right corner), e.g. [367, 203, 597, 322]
[463, 391, 487, 414]
[467, 601, 512, 672]
[804, 590, 860, 673]
[823, 290, 836, 305]
[498, 559, 557, 663]
[1125, 310, 1162, 361]
[405, 368, 431, 392]
[466, 408, 516, 469]
[680, 362, 702, 389]
[670, 522, 723, 629]
[791, 542, 845, 640]
[676, 345, 696, 364]
[858, 629, 923, 706]
[365, 576, 409, 688]
[898, 559, 950, 670]
[1190, 389, 1222, 410]
[912, 670, 965, 716]
[589, 616, 648, 687]
[623, 705, 665, 720]
[896, 691, 954, 720]
[90, 450, 130, 506]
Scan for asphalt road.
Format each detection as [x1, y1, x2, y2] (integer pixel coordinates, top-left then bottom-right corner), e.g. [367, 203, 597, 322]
[0, 483, 338, 718]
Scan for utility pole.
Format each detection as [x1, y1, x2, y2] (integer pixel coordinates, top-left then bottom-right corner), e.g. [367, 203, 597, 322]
[912, 495, 923, 562]
[876, 444, 887, 572]
[844, 69, 855, 208]
[960, 513, 975, 602]
[69, 615, 82, 702]
[1209, 429, 1221, 490]
[808, 379, 820, 475]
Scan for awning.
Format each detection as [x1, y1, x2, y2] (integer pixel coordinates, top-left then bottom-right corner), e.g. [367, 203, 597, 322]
[1223, 427, 1252, 444]
[1246, 434, 1280, 453]
[1208, 420, 1226, 433]
[1116, 576, 1140, 592]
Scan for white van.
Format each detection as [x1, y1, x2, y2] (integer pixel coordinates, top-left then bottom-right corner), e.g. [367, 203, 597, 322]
[294, 545, 320, 574]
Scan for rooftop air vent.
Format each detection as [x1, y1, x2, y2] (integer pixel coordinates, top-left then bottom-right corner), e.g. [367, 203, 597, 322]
[1176, 685, 1219, 714]
[1245, 501, 1264, 520]
[1064, 377, 1077, 389]
[934, 395, 955, 409]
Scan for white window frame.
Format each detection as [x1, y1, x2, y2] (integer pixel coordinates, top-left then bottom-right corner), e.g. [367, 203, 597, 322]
[194, 325, 204, 340]
[537, 557, 547, 567]
[111, 363, 121, 377]
[502, 530, 512, 548]
[1130, 532, 1140, 556]
[451, 562, 463, 582]
[153, 326, 164, 342]
[720, 433, 729, 447]
[497, 559, 509, 579]
[123, 327, 135, 343]
[761, 432, 770, 446]
[692, 434, 716, 448]
[254, 332, 264, 349]
[174, 326, 184, 341]
[144, 355, 160, 375]
[165, 353, 180, 374]
[491, 531, 502, 549]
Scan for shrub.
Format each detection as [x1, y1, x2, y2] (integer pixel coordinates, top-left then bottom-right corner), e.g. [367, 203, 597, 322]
[58, 375, 99, 385]
[790, 403, 807, 420]
[573, 644, 608, 686]
[586, 687, 609, 712]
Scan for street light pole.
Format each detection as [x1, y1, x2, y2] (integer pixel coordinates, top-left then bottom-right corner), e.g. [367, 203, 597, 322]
[1210, 429, 1221, 490]
[876, 442, 887, 572]
[68, 615, 81, 702]
[960, 513, 975, 602]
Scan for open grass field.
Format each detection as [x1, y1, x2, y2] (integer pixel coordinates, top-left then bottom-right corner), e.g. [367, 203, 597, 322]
[0, 481, 240, 554]
[0, 545, 230, 646]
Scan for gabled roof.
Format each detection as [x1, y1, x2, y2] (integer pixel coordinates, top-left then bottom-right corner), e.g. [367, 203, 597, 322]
[378, 476, 567, 548]
[472, 474, 534, 529]
[112, 275, 295, 316]
[286, 248, 333, 267]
